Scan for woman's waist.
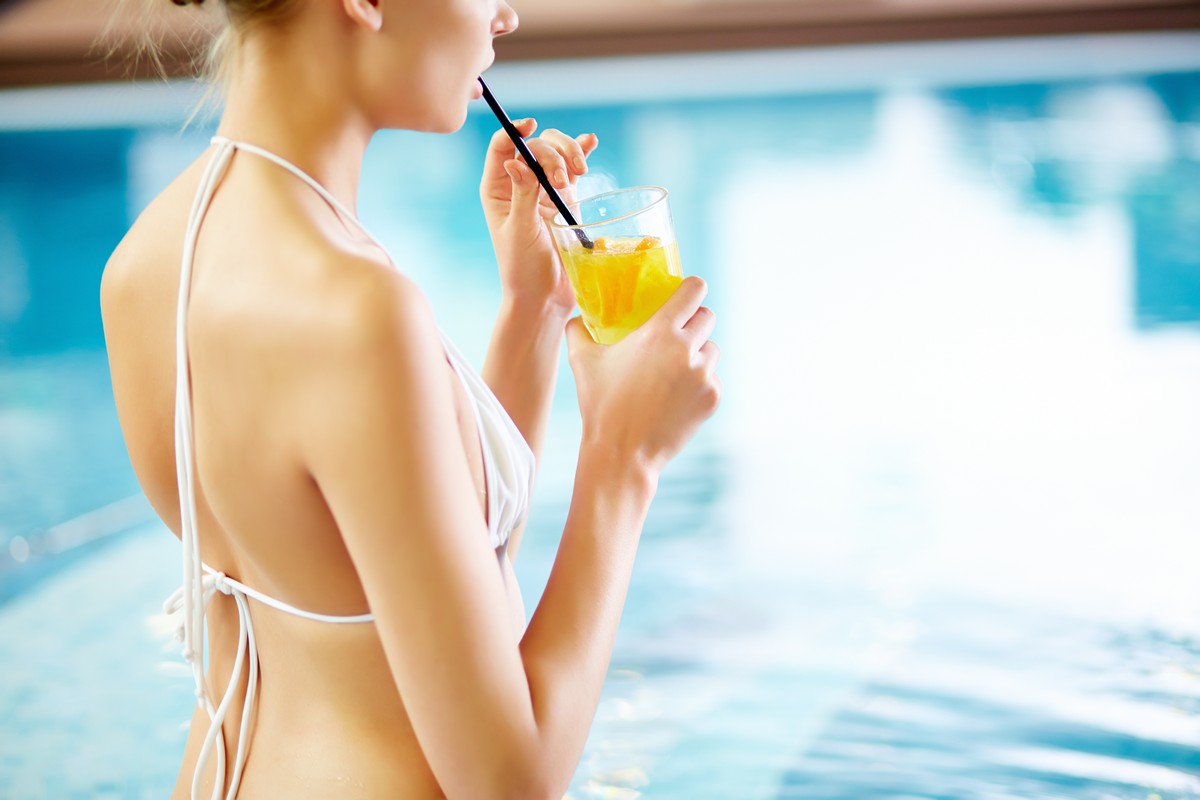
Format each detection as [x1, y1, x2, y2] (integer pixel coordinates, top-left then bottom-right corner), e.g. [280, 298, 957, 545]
[236, 713, 443, 799]
[244, 671, 442, 797]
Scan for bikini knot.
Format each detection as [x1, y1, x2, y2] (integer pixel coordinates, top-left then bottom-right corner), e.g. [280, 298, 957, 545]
[210, 571, 233, 596]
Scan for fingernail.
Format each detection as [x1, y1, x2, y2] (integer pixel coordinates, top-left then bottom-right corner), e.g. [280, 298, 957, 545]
[506, 163, 523, 184]
[554, 169, 568, 186]
[572, 156, 586, 172]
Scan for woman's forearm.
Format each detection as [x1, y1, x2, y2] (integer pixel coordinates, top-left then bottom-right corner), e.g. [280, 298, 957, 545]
[517, 443, 657, 795]
[482, 295, 569, 468]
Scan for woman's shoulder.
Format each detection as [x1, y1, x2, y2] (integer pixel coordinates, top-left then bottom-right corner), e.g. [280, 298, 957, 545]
[296, 246, 440, 359]
[106, 151, 438, 355]
[226, 212, 448, 412]
[211, 164, 441, 360]
[282, 248, 458, 473]
[101, 155, 210, 327]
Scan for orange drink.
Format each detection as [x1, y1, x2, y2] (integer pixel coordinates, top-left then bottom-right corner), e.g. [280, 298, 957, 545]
[548, 186, 685, 344]
[558, 235, 683, 345]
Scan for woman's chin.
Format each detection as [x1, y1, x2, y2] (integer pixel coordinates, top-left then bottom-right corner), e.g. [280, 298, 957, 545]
[379, 93, 470, 134]
[385, 111, 465, 135]
[430, 106, 470, 134]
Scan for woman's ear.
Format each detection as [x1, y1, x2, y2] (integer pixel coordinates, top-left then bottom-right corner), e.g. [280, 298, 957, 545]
[342, 0, 382, 32]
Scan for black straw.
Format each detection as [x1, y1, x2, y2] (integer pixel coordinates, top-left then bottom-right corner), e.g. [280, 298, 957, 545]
[478, 77, 594, 249]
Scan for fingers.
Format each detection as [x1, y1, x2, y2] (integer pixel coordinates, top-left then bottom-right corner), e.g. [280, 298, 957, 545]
[539, 128, 590, 177]
[701, 357, 722, 413]
[482, 122, 596, 185]
[486, 117, 537, 157]
[501, 159, 541, 221]
[656, 276, 708, 330]
[523, 128, 593, 190]
[681, 305, 716, 344]
[698, 339, 721, 373]
[577, 132, 599, 159]
[520, 140, 570, 190]
[480, 118, 537, 196]
[481, 121, 598, 224]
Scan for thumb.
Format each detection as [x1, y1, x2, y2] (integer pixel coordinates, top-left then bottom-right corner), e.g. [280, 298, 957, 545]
[503, 159, 542, 223]
[565, 316, 596, 362]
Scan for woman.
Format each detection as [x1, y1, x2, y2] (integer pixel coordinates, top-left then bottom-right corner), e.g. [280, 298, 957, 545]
[101, 0, 720, 797]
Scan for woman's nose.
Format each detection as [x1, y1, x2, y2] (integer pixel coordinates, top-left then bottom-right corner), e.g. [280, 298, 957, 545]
[493, 2, 518, 37]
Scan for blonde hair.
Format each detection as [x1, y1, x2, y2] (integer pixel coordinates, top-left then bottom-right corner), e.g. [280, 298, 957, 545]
[99, 0, 304, 125]
[100, 0, 302, 123]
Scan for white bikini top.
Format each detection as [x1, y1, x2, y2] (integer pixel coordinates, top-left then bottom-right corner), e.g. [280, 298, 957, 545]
[166, 136, 536, 800]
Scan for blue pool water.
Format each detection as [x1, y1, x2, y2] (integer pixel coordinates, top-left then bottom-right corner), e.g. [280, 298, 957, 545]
[2, 33, 1200, 798]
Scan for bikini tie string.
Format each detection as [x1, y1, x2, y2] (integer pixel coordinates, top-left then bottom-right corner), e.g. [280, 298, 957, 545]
[163, 563, 261, 800]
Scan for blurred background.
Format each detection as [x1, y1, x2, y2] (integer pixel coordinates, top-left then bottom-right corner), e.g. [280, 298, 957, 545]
[2, 1, 1200, 798]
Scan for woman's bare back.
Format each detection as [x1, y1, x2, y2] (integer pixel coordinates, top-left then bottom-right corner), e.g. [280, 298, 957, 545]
[101, 146, 519, 798]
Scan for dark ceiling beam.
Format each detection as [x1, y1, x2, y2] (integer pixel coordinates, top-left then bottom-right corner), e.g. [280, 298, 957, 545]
[1, 0, 1197, 88]
[496, 4, 1200, 62]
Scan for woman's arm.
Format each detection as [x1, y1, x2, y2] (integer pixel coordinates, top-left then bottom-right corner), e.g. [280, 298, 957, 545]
[481, 298, 567, 561]
[297, 261, 717, 799]
[482, 296, 568, 482]
[479, 122, 596, 518]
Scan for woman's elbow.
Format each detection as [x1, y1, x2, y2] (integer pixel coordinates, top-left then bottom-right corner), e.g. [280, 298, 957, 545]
[445, 751, 567, 800]
[498, 760, 568, 800]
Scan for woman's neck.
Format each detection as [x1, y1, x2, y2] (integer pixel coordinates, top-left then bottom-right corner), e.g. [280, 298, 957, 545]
[214, 30, 375, 214]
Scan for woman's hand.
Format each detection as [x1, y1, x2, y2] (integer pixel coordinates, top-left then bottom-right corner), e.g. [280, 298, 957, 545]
[480, 119, 598, 316]
[566, 277, 721, 475]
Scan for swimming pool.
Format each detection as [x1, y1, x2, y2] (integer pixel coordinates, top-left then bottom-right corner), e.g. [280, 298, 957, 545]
[2, 32, 1199, 798]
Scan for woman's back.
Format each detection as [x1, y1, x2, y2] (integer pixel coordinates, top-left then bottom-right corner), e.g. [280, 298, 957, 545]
[102, 144, 511, 798]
